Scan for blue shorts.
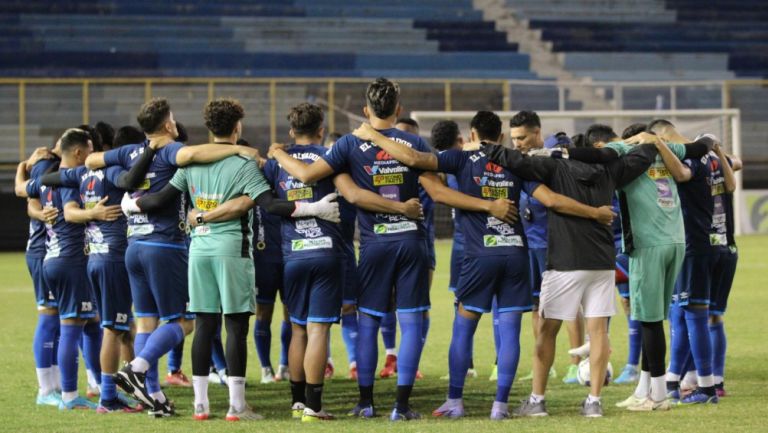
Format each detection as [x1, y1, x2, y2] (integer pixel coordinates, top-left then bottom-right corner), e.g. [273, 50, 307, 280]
[529, 248, 546, 304]
[125, 241, 192, 322]
[283, 256, 342, 325]
[426, 238, 436, 270]
[455, 253, 532, 314]
[710, 247, 737, 315]
[87, 258, 133, 331]
[26, 254, 56, 308]
[616, 252, 630, 298]
[448, 243, 465, 292]
[357, 239, 430, 317]
[341, 249, 359, 305]
[43, 257, 97, 320]
[255, 258, 284, 304]
[673, 253, 714, 306]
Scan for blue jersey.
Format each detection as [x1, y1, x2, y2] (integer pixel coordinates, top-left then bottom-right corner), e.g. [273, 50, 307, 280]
[519, 190, 547, 250]
[27, 176, 85, 261]
[708, 152, 730, 251]
[321, 128, 428, 243]
[611, 195, 623, 250]
[264, 144, 343, 260]
[437, 149, 538, 257]
[419, 186, 435, 244]
[253, 206, 283, 262]
[59, 165, 128, 260]
[103, 141, 186, 245]
[679, 154, 714, 254]
[446, 174, 465, 249]
[26, 158, 60, 257]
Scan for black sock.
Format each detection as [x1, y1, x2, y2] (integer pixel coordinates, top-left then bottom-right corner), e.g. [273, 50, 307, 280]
[291, 380, 307, 405]
[701, 386, 716, 396]
[306, 383, 323, 412]
[469, 358, 474, 369]
[359, 385, 373, 407]
[395, 385, 413, 412]
[666, 380, 680, 392]
[715, 382, 724, 390]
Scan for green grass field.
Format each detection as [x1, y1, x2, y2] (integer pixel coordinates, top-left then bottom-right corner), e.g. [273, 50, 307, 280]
[1, 237, 766, 432]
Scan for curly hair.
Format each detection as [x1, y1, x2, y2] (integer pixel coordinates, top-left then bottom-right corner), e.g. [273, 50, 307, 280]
[287, 103, 324, 136]
[204, 98, 245, 137]
[366, 78, 400, 119]
[137, 98, 171, 134]
[430, 120, 460, 151]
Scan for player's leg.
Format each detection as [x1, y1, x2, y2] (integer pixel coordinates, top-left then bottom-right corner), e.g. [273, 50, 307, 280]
[710, 247, 736, 396]
[254, 257, 280, 383]
[340, 303, 359, 379]
[28, 254, 60, 405]
[379, 309, 398, 378]
[665, 301, 690, 401]
[580, 270, 616, 417]
[165, 340, 190, 387]
[563, 313, 585, 384]
[614, 253, 640, 383]
[209, 320, 228, 386]
[283, 258, 311, 417]
[191, 312, 218, 420]
[519, 248, 547, 382]
[278, 301, 292, 381]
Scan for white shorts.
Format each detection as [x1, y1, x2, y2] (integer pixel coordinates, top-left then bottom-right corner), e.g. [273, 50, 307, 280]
[538, 270, 615, 321]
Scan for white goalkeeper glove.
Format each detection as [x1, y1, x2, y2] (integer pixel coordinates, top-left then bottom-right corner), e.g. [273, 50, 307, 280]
[121, 192, 141, 217]
[291, 192, 340, 223]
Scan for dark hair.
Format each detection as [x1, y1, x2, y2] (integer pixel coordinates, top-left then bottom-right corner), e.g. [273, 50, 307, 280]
[622, 123, 647, 140]
[509, 110, 541, 129]
[60, 128, 91, 154]
[236, 138, 250, 147]
[396, 117, 419, 128]
[430, 120, 460, 151]
[113, 125, 145, 148]
[365, 77, 400, 119]
[585, 124, 617, 147]
[287, 102, 324, 136]
[571, 133, 588, 148]
[175, 121, 188, 143]
[470, 111, 502, 141]
[204, 98, 244, 137]
[648, 119, 675, 134]
[78, 124, 102, 152]
[95, 121, 114, 148]
[137, 98, 171, 134]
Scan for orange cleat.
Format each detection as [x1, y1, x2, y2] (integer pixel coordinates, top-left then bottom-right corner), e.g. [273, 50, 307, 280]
[379, 354, 397, 378]
[165, 370, 192, 387]
[348, 364, 358, 380]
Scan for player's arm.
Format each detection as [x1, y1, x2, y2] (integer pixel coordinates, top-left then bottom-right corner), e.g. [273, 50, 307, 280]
[479, 143, 556, 184]
[27, 198, 58, 223]
[174, 144, 260, 167]
[85, 152, 107, 169]
[267, 144, 335, 184]
[63, 198, 122, 223]
[728, 155, 742, 172]
[532, 184, 615, 225]
[352, 123, 438, 170]
[129, 182, 183, 213]
[563, 147, 620, 163]
[419, 171, 517, 224]
[713, 142, 737, 193]
[14, 161, 30, 197]
[190, 191, 339, 226]
[333, 173, 422, 219]
[658, 140, 691, 182]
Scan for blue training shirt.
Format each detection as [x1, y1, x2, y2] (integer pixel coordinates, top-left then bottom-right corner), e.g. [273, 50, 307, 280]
[27, 177, 85, 261]
[321, 128, 428, 243]
[519, 190, 547, 250]
[264, 144, 343, 260]
[26, 158, 60, 258]
[437, 149, 538, 257]
[446, 174, 465, 249]
[103, 141, 186, 245]
[678, 154, 715, 254]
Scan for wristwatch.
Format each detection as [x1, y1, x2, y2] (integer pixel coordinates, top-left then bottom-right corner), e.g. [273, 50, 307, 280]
[195, 212, 206, 225]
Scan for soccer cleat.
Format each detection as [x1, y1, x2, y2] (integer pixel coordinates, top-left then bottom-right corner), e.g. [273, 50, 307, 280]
[390, 407, 421, 422]
[114, 365, 153, 408]
[165, 370, 192, 387]
[96, 397, 142, 414]
[466, 368, 478, 379]
[715, 383, 727, 398]
[415, 370, 424, 380]
[616, 394, 646, 408]
[325, 360, 335, 379]
[627, 398, 672, 411]
[512, 399, 548, 417]
[348, 365, 358, 381]
[347, 403, 375, 418]
[379, 354, 397, 378]
[666, 388, 681, 403]
[86, 386, 100, 399]
[36, 390, 62, 407]
[59, 396, 98, 411]
[193, 403, 209, 421]
[490, 401, 509, 420]
[549, 367, 558, 379]
[489, 365, 498, 381]
[276, 364, 290, 381]
[613, 364, 640, 384]
[568, 341, 591, 358]
[580, 399, 603, 417]
[563, 364, 579, 384]
[302, 407, 335, 422]
[260, 366, 276, 384]
[291, 402, 307, 419]
[117, 392, 143, 410]
[432, 399, 465, 418]
[148, 395, 175, 418]
[226, 405, 264, 421]
[679, 389, 719, 405]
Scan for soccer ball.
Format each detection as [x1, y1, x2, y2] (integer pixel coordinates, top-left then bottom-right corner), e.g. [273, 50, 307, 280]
[576, 358, 613, 386]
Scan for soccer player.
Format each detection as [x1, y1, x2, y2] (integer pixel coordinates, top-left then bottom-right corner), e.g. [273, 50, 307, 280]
[267, 78, 517, 421]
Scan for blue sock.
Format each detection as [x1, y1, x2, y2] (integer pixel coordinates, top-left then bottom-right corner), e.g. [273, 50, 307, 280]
[82, 321, 102, 383]
[138, 322, 185, 366]
[253, 319, 272, 368]
[421, 315, 430, 345]
[101, 373, 117, 402]
[211, 324, 227, 372]
[448, 313, 479, 399]
[668, 304, 690, 376]
[627, 317, 642, 366]
[58, 324, 83, 393]
[279, 320, 291, 366]
[33, 314, 58, 368]
[133, 332, 158, 394]
[496, 312, 522, 403]
[709, 321, 726, 379]
[492, 298, 500, 359]
[341, 312, 359, 364]
[52, 324, 60, 367]
[381, 311, 397, 350]
[167, 340, 184, 373]
[684, 307, 714, 379]
[396, 312, 425, 387]
[356, 314, 381, 387]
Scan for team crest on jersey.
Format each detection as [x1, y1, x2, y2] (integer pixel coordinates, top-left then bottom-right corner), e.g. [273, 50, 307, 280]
[376, 150, 393, 160]
[485, 161, 503, 174]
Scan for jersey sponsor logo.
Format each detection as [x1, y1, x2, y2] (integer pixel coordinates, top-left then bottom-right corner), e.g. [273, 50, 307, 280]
[654, 178, 675, 208]
[138, 178, 151, 190]
[116, 313, 128, 324]
[194, 192, 223, 211]
[279, 179, 311, 190]
[364, 165, 409, 176]
[373, 221, 417, 234]
[376, 150, 393, 160]
[481, 186, 508, 199]
[291, 236, 333, 251]
[373, 173, 404, 186]
[127, 223, 154, 237]
[483, 234, 523, 248]
[647, 164, 672, 180]
[295, 218, 324, 238]
[473, 176, 514, 188]
[194, 225, 211, 236]
[485, 161, 503, 174]
[88, 243, 109, 254]
[286, 187, 313, 201]
[486, 216, 516, 236]
[81, 301, 94, 312]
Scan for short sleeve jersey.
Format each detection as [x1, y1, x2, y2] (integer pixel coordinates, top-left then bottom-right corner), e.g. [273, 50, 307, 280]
[26, 158, 60, 257]
[519, 190, 548, 250]
[321, 128, 428, 243]
[253, 206, 284, 263]
[263, 144, 343, 261]
[437, 149, 539, 257]
[678, 154, 716, 254]
[446, 174, 465, 248]
[27, 175, 85, 261]
[170, 155, 270, 257]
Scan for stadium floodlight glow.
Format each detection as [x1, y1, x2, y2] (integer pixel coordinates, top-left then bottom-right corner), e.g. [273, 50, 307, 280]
[412, 109, 742, 234]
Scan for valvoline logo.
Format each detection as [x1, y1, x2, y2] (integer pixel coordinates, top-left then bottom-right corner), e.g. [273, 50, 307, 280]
[485, 161, 503, 174]
[473, 176, 488, 186]
[376, 150, 393, 160]
[279, 179, 305, 190]
[364, 165, 379, 175]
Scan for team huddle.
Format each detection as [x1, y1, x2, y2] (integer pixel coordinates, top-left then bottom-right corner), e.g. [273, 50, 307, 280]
[16, 77, 740, 421]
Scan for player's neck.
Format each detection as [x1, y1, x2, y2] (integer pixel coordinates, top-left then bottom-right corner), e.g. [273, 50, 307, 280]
[60, 155, 77, 169]
[369, 117, 395, 130]
[147, 134, 174, 147]
[293, 136, 319, 146]
[213, 134, 237, 145]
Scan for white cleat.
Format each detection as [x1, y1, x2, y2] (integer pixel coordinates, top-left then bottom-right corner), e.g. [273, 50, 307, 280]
[568, 341, 591, 358]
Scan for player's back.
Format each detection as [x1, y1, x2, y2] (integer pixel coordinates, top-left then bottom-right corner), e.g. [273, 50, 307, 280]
[677, 153, 715, 254]
[26, 158, 60, 256]
[36, 182, 85, 261]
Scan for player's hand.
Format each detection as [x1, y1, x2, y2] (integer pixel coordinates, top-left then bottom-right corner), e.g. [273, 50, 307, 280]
[187, 208, 199, 229]
[42, 206, 58, 224]
[257, 156, 267, 169]
[91, 197, 123, 221]
[120, 192, 141, 217]
[237, 145, 261, 160]
[292, 192, 340, 223]
[267, 143, 287, 159]
[399, 198, 423, 220]
[593, 205, 616, 226]
[488, 198, 518, 225]
[462, 141, 482, 151]
[624, 132, 661, 147]
[352, 123, 379, 142]
[26, 147, 54, 170]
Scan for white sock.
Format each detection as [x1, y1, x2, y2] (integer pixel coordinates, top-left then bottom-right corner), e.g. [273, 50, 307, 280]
[62, 391, 78, 403]
[587, 394, 601, 404]
[52, 365, 61, 391]
[130, 357, 150, 373]
[666, 372, 681, 382]
[349, 361, 357, 369]
[530, 393, 545, 404]
[385, 348, 397, 357]
[682, 370, 698, 388]
[151, 391, 166, 404]
[228, 376, 246, 411]
[650, 376, 666, 402]
[86, 369, 99, 390]
[714, 375, 724, 385]
[192, 376, 209, 409]
[36, 367, 53, 394]
[634, 370, 651, 399]
[698, 374, 715, 388]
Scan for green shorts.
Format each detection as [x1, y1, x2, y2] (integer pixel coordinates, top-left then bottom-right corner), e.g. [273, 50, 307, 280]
[628, 244, 685, 322]
[189, 255, 256, 315]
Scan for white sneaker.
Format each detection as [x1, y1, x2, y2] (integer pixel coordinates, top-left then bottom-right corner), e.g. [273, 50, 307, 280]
[261, 367, 276, 384]
[276, 364, 290, 381]
[568, 341, 591, 358]
[291, 402, 306, 419]
[208, 370, 227, 386]
[226, 405, 264, 421]
[627, 398, 672, 412]
[466, 368, 478, 379]
[616, 394, 646, 408]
